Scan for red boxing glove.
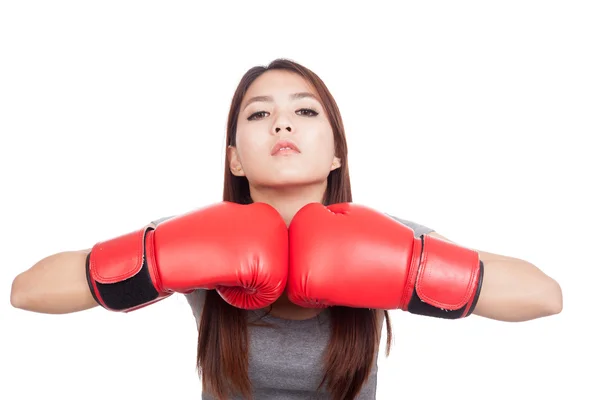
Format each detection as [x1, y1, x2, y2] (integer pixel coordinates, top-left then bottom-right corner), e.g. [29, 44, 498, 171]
[287, 203, 483, 319]
[86, 202, 288, 312]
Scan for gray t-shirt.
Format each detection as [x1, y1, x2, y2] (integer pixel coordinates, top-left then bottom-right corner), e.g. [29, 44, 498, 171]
[152, 214, 434, 399]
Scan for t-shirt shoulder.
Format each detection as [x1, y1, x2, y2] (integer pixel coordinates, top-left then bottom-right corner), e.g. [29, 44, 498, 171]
[151, 215, 176, 226]
[386, 214, 435, 237]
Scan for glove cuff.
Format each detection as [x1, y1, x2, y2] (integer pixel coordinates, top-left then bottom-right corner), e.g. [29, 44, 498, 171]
[86, 226, 169, 312]
[406, 235, 484, 319]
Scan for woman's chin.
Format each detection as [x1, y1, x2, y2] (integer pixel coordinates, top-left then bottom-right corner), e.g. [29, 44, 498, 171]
[252, 174, 326, 191]
[273, 174, 326, 188]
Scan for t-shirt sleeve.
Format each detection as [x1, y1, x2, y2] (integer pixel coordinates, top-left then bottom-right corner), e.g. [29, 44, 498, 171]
[386, 214, 435, 237]
[150, 215, 176, 226]
[184, 290, 207, 325]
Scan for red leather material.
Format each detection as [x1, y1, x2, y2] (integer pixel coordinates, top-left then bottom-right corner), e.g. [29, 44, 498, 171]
[415, 235, 481, 311]
[87, 201, 289, 311]
[399, 238, 423, 311]
[288, 202, 415, 309]
[287, 202, 483, 318]
[88, 227, 150, 285]
[144, 230, 164, 292]
[153, 201, 289, 309]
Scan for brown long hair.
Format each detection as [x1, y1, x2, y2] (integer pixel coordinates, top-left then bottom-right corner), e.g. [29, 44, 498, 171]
[196, 58, 393, 400]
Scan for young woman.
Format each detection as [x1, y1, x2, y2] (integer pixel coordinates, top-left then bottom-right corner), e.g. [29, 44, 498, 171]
[10, 58, 563, 400]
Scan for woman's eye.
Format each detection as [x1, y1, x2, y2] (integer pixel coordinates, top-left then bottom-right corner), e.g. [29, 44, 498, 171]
[247, 108, 318, 121]
[297, 108, 318, 116]
[248, 111, 269, 120]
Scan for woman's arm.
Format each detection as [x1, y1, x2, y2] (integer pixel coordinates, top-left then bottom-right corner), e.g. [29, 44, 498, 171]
[428, 232, 563, 322]
[10, 221, 162, 314]
[10, 248, 99, 314]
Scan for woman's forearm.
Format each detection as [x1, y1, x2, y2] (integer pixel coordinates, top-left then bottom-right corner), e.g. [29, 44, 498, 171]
[428, 231, 562, 322]
[10, 249, 99, 314]
[473, 255, 563, 322]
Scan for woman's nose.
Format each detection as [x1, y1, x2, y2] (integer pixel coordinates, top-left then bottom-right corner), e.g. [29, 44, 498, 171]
[271, 117, 293, 135]
[274, 125, 292, 134]
[271, 110, 295, 135]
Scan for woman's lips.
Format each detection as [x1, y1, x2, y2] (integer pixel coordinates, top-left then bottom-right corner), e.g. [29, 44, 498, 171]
[271, 139, 301, 156]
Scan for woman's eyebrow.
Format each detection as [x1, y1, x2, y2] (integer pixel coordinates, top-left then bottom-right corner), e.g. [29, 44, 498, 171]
[242, 92, 318, 110]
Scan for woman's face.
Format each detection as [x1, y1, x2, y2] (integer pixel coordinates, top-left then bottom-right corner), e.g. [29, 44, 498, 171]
[229, 69, 341, 190]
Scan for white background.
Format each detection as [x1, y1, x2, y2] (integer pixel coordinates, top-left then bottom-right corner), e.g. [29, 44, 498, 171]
[1, 1, 598, 399]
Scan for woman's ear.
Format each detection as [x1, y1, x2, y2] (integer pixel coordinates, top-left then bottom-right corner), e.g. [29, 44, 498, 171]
[330, 156, 341, 171]
[228, 145, 245, 176]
